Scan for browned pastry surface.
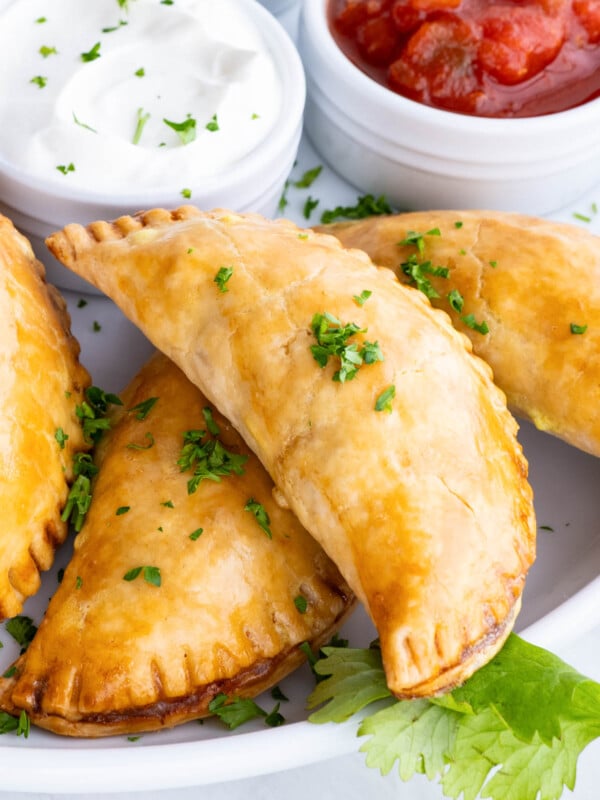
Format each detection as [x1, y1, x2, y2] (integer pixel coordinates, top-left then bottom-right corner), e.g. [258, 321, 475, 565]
[46, 207, 536, 697]
[0, 352, 353, 736]
[317, 211, 600, 458]
[0, 214, 89, 619]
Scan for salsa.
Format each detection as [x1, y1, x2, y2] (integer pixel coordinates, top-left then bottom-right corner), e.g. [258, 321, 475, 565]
[328, 0, 600, 117]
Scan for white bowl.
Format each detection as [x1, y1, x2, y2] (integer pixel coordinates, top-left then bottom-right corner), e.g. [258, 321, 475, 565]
[0, 0, 305, 294]
[298, 0, 600, 215]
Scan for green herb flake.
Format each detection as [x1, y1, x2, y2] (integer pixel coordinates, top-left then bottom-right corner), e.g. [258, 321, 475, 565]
[251, 112, 260, 120]
[489, 260, 498, 268]
[294, 165, 322, 189]
[56, 162, 75, 175]
[127, 735, 141, 742]
[75, 576, 83, 590]
[54, 427, 69, 449]
[303, 196, 319, 220]
[80, 42, 102, 62]
[16, 711, 30, 738]
[298, 232, 309, 240]
[2, 666, 17, 679]
[278, 179, 290, 213]
[294, 595, 308, 614]
[39, 45, 58, 57]
[310, 312, 382, 383]
[102, 20, 128, 33]
[126, 432, 155, 450]
[134, 67, 145, 77]
[320, 194, 392, 224]
[35, 16, 47, 23]
[160, 0, 174, 4]
[353, 290, 372, 306]
[61, 452, 99, 531]
[77, 298, 88, 308]
[205, 113, 219, 132]
[178, 428, 247, 493]
[181, 187, 192, 199]
[399, 228, 441, 256]
[5, 616, 37, 653]
[447, 288, 464, 314]
[570, 323, 588, 335]
[271, 685, 289, 702]
[400, 254, 448, 299]
[214, 266, 233, 293]
[128, 397, 158, 421]
[72, 112, 97, 132]
[133, 107, 150, 145]
[202, 406, 221, 436]
[160, 500, 174, 508]
[189, 528, 203, 541]
[116, 506, 130, 516]
[245, 498, 273, 538]
[375, 385, 396, 413]
[30, 75, 47, 88]
[92, 320, 101, 332]
[163, 114, 197, 144]
[208, 693, 283, 730]
[539, 524, 554, 532]
[454, 220, 463, 228]
[123, 566, 161, 586]
[462, 313, 489, 335]
[573, 212, 592, 223]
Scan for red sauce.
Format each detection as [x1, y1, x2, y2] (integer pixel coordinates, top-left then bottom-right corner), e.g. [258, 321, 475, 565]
[328, 0, 600, 117]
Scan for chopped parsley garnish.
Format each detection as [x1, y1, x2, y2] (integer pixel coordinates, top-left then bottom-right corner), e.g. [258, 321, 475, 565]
[278, 179, 290, 213]
[375, 385, 396, 413]
[61, 452, 99, 531]
[310, 312, 383, 383]
[56, 163, 75, 175]
[447, 288, 464, 313]
[271, 685, 289, 702]
[133, 107, 150, 145]
[205, 113, 219, 132]
[399, 228, 441, 255]
[244, 499, 272, 538]
[128, 397, 158, 421]
[163, 114, 197, 145]
[2, 666, 17, 679]
[160, 500, 174, 508]
[80, 42, 102, 62]
[116, 506, 130, 516]
[214, 266, 233, 293]
[178, 428, 247, 494]
[573, 212, 592, 223]
[54, 427, 69, 449]
[75, 576, 83, 590]
[77, 298, 88, 308]
[462, 313, 489, 335]
[5, 616, 37, 653]
[72, 112, 97, 132]
[30, 75, 47, 88]
[202, 407, 220, 436]
[39, 45, 57, 58]
[92, 320, 101, 332]
[209, 693, 285, 730]
[539, 524, 554, 532]
[454, 220, 464, 228]
[320, 194, 392, 224]
[294, 595, 308, 614]
[353, 290, 372, 306]
[123, 566, 161, 587]
[570, 323, 588, 335]
[102, 20, 127, 33]
[134, 67, 145, 77]
[35, 16, 47, 23]
[294, 165, 322, 188]
[303, 196, 319, 220]
[16, 711, 30, 738]
[126, 434, 152, 451]
[189, 528, 203, 541]
[181, 188, 192, 199]
[400, 254, 449, 299]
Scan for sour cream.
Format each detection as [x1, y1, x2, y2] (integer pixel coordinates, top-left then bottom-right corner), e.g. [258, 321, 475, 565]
[0, 0, 282, 193]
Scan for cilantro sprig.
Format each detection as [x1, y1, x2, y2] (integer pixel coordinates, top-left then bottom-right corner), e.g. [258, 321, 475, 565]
[307, 634, 600, 800]
[209, 693, 284, 730]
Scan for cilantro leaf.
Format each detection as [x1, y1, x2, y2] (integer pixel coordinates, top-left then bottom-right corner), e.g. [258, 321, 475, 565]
[5, 616, 37, 653]
[320, 194, 392, 224]
[163, 115, 197, 145]
[307, 634, 600, 800]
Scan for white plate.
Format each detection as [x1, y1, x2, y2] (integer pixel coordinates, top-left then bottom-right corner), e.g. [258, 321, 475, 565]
[1, 135, 599, 795]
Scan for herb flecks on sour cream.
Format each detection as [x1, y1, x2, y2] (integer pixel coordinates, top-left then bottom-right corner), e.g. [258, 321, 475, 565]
[0, 0, 281, 192]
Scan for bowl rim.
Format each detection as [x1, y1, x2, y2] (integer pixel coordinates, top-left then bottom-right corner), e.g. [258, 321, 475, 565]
[0, 0, 306, 208]
[300, 0, 600, 137]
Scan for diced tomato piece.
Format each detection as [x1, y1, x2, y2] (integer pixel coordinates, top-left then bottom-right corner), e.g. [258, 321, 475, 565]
[477, 5, 565, 84]
[356, 12, 401, 64]
[332, 0, 391, 35]
[391, 1, 424, 33]
[573, 0, 600, 43]
[388, 16, 484, 112]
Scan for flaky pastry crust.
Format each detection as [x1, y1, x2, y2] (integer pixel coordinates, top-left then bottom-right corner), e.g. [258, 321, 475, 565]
[46, 207, 536, 697]
[318, 211, 600, 458]
[0, 352, 353, 736]
[0, 214, 89, 619]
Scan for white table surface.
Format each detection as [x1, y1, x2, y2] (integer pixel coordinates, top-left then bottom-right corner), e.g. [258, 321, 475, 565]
[4, 4, 599, 798]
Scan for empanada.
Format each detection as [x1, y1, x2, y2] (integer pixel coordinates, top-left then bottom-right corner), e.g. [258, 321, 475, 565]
[316, 211, 600, 458]
[46, 207, 536, 697]
[0, 214, 89, 619]
[0, 351, 354, 736]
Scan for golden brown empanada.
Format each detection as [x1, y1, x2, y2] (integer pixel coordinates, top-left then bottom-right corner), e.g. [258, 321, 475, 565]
[316, 211, 600, 458]
[46, 207, 536, 698]
[0, 351, 354, 736]
[0, 214, 89, 619]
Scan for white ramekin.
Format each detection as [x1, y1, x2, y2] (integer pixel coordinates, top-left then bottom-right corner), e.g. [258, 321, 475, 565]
[298, 0, 600, 215]
[0, 0, 305, 293]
